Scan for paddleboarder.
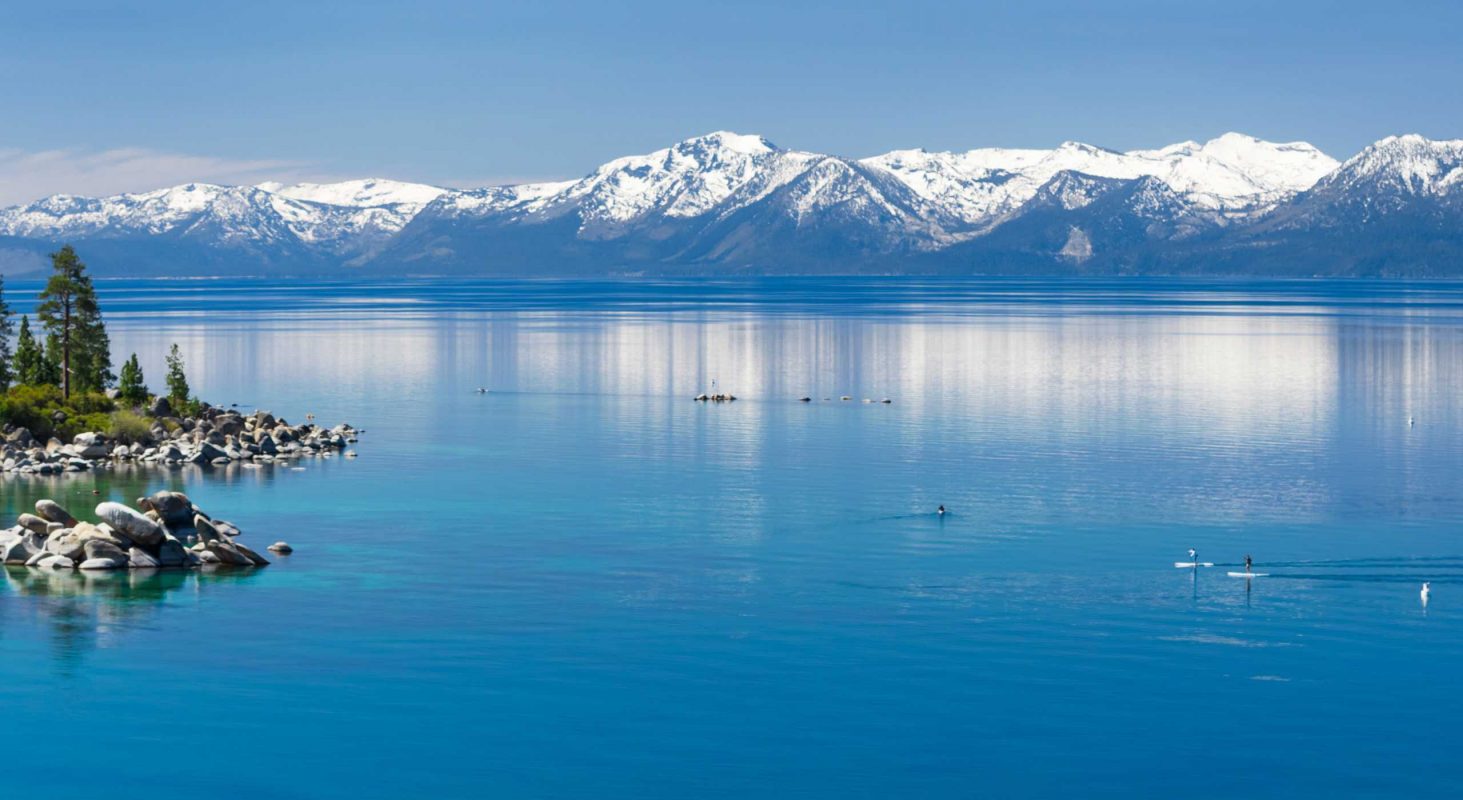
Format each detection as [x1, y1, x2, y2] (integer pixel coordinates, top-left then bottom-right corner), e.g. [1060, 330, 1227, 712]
[1244, 554, 1253, 574]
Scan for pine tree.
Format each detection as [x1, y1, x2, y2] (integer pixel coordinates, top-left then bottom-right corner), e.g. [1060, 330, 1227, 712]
[12, 315, 43, 386]
[40, 334, 63, 387]
[165, 343, 189, 405]
[118, 353, 147, 406]
[0, 276, 13, 392]
[36, 245, 111, 399]
[71, 308, 113, 394]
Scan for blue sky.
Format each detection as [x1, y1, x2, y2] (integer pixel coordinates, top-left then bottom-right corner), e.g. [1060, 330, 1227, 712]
[1, 0, 1460, 202]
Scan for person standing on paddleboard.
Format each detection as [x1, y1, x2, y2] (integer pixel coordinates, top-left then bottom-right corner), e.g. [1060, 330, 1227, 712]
[1244, 554, 1253, 574]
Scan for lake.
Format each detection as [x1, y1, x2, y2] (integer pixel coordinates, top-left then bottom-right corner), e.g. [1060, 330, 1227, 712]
[2, 277, 1462, 799]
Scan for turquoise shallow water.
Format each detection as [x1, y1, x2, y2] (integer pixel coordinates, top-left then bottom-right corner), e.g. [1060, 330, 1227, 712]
[2, 278, 1463, 798]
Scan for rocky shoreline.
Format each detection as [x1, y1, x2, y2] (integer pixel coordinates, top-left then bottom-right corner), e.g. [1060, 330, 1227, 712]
[1, 492, 287, 571]
[2, 405, 358, 476]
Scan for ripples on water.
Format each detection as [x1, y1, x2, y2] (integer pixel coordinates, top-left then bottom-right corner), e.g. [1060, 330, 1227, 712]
[0, 278, 1461, 799]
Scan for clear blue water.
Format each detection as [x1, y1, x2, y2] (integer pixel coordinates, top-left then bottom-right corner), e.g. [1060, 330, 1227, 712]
[3, 277, 1463, 798]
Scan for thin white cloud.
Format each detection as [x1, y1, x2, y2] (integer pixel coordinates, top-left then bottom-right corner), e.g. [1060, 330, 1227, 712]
[0, 146, 330, 206]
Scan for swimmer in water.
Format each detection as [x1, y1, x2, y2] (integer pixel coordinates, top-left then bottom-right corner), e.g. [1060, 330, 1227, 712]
[937, 505, 946, 516]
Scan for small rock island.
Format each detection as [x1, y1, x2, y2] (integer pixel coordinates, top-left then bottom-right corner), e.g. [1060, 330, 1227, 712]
[3, 404, 358, 474]
[1, 492, 284, 570]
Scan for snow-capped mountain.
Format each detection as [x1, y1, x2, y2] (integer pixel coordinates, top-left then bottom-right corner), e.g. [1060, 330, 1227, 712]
[0, 178, 444, 271]
[414, 132, 825, 230]
[942, 172, 1218, 271]
[1184, 134, 1463, 276]
[863, 133, 1336, 227]
[256, 178, 448, 211]
[0, 130, 1460, 276]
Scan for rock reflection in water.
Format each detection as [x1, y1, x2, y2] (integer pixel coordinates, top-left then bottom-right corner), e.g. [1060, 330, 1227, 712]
[1, 564, 262, 665]
[0, 457, 307, 521]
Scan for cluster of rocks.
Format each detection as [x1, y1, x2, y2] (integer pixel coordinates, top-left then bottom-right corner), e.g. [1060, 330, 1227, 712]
[0, 492, 291, 571]
[694, 393, 737, 402]
[2, 405, 359, 475]
[798, 396, 892, 403]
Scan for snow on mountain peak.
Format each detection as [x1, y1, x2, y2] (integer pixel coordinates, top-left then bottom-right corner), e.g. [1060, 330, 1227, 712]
[564, 131, 808, 226]
[866, 132, 1338, 225]
[256, 178, 449, 209]
[676, 131, 777, 155]
[17, 130, 1463, 274]
[1329, 134, 1463, 195]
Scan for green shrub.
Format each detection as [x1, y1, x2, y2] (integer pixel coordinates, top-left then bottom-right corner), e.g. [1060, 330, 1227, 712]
[0, 384, 64, 439]
[67, 391, 116, 416]
[108, 409, 153, 444]
[0, 384, 120, 441]
[57, 412, 113, 441]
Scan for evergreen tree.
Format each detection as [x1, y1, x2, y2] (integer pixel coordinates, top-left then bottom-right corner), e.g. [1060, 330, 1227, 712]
[12, 315, 43, 386]
[165, 343, 189, 405]
[71, 307, 113, 394]
[0, 276, 13, 392]
[118, 353, 147, 406]
[40, 334, 63, 387]
[36, 245, 111, 398]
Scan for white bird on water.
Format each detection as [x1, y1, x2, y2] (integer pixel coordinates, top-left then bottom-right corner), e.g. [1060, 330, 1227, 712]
[1422, 582, 1431, 606]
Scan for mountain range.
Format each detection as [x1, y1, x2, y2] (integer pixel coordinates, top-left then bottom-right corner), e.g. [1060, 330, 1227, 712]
[2, 131, 1461, 277]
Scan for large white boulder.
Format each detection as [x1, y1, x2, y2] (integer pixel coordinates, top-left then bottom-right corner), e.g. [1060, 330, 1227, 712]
[95, 502, 164, 547]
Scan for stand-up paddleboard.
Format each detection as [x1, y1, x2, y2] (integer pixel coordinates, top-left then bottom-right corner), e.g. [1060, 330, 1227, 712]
[1228, 572, 1269, 578]
[1174, 562, 1215, 568]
